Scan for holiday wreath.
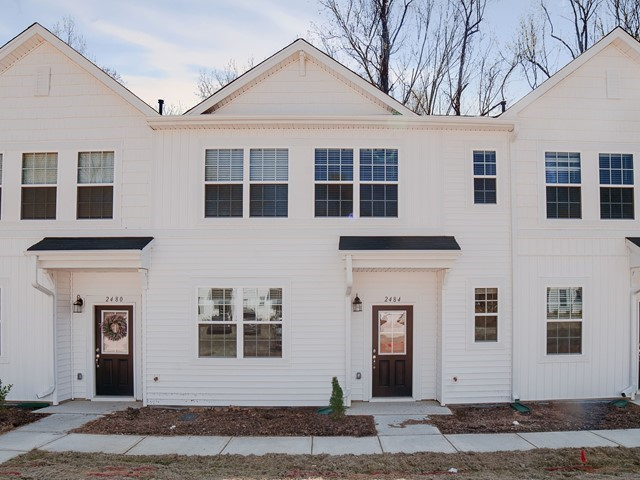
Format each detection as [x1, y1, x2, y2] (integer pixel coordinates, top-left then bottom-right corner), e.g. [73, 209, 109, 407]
[102, 314, 127, 342]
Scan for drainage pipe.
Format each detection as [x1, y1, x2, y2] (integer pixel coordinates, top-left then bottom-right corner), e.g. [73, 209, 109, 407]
[30, 256, 57, 402]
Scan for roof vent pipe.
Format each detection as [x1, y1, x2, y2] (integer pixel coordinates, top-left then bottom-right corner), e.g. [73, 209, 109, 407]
[158, 99, 164, 115]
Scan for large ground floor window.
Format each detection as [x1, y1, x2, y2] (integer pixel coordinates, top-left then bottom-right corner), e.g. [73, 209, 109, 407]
[198, 287, 283, 358]
[546, 286, 582, 355]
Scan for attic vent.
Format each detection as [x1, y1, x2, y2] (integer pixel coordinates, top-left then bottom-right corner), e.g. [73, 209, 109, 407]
[35, 66, 51, 96]
[606, 69, 620, 99]
[299, 51, 306, 77]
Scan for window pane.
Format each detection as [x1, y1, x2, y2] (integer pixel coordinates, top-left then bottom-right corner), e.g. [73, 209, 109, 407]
[546, 186, 581, 219]
[315, 184, 353, 217]
[473, 151, 496, 176]
[250, 184, 288, 217]
[243, 324, 282, 357]
[547, 287, 582, 320]
[78, 151, 114, 184]
[77, 186, 113, 219]
[205, 149, 243, 181]
[474, 178, 497, 204]
[198, 288, 234, 322]
[546, 321, 582, 355]
[545, 152, 581, 184]
[360, 184, 397, 217]
[205, 184, 243, 217]
[22, 153, 57, 185]
[360, 149, 398, 181]
[314, 149, 353, 181]
[600, 187, 634, 219]
[199, 324, 237, 357]
[250, 149, 288, 181]
[599, 153, 633, 186]
[21, 186, 56, 219]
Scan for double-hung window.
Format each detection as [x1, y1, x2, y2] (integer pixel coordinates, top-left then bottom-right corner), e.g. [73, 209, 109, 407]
[473, 150, 497, 204]
[360, 148, 398, 217]
[314, 148, 353, 217]
[77, 151, 114, 219]
[600, 153, 634, 219]
[546, 287, 582, 355]
[474, 287, 498, 342]
[545, 152, 581, 219]
[198, 287, 283, 358]
[205, 149, 243, 217]
[21, 152, 57, 220]
[250, 149, 288, 217]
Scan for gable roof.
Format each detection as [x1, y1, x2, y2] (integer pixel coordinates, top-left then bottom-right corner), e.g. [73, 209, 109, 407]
[503, 27, 640, 119]
[0, 23, 158, 117]
[185, 38, 416, 117]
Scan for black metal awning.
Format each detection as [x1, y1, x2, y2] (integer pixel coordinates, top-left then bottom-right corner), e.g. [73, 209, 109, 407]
[28, 237, 154, 252]
[339, 236, 460, 251]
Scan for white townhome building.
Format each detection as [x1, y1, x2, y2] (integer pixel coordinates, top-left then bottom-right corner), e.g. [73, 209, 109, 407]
[0, 23, 639, 406]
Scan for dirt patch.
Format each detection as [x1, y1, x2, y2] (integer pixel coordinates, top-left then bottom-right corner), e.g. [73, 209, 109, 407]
[74, 406, 377, 437]
[5, 448, 640, 479]
[0, 408, 46, 434]
[429, 400, 640, 434]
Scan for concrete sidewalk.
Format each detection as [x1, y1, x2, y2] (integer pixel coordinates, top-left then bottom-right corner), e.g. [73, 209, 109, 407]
[0, 401, 639, 462]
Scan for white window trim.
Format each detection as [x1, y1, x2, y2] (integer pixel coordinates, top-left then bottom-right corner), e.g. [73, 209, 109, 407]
[466, 279, 506, 350]
[598, 152, 635, 221]
[249, 148, 289, 218]
[472, 149, 497, 206]
[539, 278, 589, 363]
[76, 151, 115, 220]
[21, 152, 58, 220]
[193, 281, 289, 363]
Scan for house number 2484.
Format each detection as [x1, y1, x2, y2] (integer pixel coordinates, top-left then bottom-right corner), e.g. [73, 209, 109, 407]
[384, 296, 401, 303]
[105, 296, 124, 302]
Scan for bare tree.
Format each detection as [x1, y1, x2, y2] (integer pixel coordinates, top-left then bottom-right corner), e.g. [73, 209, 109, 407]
[606, 0, 640, 39]
[512, 14, 555, 89]
[196, 58, 254, 100]
[541, 0, 603, 59]
[314, 0, 430, 96]
[51, 16, 124, 84]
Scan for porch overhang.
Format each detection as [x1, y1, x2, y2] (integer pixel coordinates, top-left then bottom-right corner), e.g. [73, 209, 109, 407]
[25, 237, 154, 270]
[339, 236, 461, 270]
[626, 237, 640, 268]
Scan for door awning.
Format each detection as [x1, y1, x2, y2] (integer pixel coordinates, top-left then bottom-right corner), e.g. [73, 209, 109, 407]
[26, 237, 154, 270]
[626, 237, 640, 268]
[339, 236, 461, 270]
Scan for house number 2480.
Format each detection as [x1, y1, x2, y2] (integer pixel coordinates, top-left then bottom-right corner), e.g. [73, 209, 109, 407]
[384, 296, 401, 303]
[105, 296, 124, 302]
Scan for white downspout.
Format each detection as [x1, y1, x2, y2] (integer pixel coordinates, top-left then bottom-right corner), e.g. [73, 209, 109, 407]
[627, 267, 640, 400]
[30, 255, 57, 403]
[344, 255, 353, 406]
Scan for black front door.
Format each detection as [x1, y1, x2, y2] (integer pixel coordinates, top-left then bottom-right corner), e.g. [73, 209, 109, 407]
[95, 305, 134, 396]
[372, 306, 413, 397]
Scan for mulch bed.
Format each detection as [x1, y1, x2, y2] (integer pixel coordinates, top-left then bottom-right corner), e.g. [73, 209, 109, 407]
[0, 407, 45, 434]
[428, 400, 640, 434]
[74, 406, 377, 437]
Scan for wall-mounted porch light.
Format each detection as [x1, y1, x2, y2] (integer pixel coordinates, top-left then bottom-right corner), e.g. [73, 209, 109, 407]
[352, 293, 363, 312]
[72, 295, 84, 314]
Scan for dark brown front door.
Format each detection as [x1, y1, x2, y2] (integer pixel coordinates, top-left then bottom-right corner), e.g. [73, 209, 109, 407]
[372, 306, 413, 397]
[95, 305, 134, 396]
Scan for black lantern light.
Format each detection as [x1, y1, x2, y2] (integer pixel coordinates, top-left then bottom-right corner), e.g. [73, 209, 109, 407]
[352, 293, 363, 312]
[72, 295, 84, 314]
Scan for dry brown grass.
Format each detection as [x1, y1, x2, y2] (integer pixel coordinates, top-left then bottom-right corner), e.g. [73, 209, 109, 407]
[3, 447, 640, 479]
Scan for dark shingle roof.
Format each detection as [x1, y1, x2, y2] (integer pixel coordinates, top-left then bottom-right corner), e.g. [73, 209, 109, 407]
[27, 237, 154, 251]
[339, 236, 460, 251]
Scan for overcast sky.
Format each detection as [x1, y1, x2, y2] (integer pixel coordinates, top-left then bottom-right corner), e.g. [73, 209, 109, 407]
[1, 0, 535, 111]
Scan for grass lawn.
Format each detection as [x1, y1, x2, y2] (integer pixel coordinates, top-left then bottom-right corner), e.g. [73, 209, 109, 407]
[2, 447, 640, 479]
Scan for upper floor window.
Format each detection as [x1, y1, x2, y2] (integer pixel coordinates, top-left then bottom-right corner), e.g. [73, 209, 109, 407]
[77, 151, 114, 219]
[198, 287, 283, 358]
[545, 152, 581, 219]
[600, 153, 634, 219]
[21, 152, 57, 220]
[360, 148, 398, 217]
[473, 150, 496, 204]
[314, 148, 353, 217]
[250, 149, 288, 217]
[474, 287, 498, 342]
[205, 149, 243, 217]
[546, 287, 582, 355]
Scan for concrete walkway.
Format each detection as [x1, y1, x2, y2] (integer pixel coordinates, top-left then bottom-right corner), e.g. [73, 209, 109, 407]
[0, 400, 639, 461]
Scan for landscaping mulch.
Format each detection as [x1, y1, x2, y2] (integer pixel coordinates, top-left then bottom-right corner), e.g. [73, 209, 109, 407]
[0, 407, 45, 434]
[428, 400, 640, 434]
[73, 406, 377, 437]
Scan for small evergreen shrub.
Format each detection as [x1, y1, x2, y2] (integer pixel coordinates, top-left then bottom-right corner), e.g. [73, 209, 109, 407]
[329, 376, 345, 418]
[0, 381, 12, 410]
